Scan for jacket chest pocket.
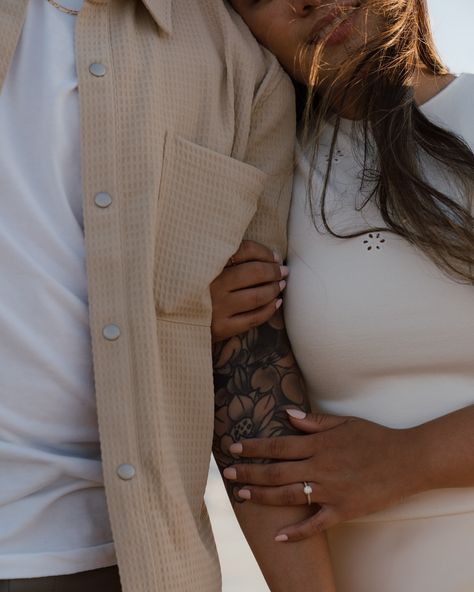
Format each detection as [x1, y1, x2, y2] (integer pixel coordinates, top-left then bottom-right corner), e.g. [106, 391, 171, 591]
[154, 133, 266, 325]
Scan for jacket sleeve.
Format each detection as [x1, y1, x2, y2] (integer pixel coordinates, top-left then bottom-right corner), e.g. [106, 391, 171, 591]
[243, 60, 296, 260]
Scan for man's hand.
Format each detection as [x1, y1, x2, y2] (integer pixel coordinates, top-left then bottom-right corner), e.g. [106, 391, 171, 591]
[210, 240, 288, 342]
[224, 410, 424, 541]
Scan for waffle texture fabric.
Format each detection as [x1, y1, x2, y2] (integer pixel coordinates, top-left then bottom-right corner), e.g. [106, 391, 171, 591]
[0, 1, 296, 591]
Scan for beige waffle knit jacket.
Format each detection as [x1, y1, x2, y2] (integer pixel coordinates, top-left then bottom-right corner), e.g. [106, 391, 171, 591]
[0, 1, 296, 590]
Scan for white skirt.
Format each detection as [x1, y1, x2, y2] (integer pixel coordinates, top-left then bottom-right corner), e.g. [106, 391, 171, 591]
[328, 511, 474, 592]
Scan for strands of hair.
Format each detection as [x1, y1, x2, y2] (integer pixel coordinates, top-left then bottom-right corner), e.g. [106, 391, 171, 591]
[299, 0, 474, 283]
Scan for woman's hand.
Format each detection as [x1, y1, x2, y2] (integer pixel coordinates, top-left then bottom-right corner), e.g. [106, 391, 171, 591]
[223, 410, 426, 541]
[211, 240, 288, 342]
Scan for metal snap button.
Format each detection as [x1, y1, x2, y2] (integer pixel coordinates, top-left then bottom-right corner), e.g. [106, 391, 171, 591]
[117, 464, 136, 481]
[94, 192, 113, 208]
[103, 324, 121, 341]
[89, 63, 107, 77]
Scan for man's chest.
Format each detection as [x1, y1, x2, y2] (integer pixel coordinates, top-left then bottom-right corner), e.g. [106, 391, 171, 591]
[0, 0, 273, 322]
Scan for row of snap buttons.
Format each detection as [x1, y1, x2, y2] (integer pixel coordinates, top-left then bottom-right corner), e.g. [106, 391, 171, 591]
[88, 61, 135, 483]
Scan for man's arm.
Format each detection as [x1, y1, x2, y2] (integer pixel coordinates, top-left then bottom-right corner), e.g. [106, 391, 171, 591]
[213, 312, 307, 504]
[213, 312, 335, 592]
[211, 55, 334, 589]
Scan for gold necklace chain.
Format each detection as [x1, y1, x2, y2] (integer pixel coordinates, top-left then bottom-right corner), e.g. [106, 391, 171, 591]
[46, 0, 80, 16]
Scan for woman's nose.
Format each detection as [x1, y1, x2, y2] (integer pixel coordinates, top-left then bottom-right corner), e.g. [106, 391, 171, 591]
[290, 0, 325, 17]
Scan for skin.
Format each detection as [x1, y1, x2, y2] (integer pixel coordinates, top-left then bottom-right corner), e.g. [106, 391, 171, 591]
[211, 0, 470, 542]
[228, 0, 377, 87]
[229, 0, 454, 111]
[226, 406, 474, 540]
[213, 303, 336, 588]
[211, 242, 287, 343]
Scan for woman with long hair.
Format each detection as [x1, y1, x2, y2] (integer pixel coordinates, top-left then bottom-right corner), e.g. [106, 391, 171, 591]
[211, 1, 474, 590]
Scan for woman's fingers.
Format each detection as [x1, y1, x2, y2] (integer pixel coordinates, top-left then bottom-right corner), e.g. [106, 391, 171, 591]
[229, 434, 315, 460]
[223, 460, 310, 486]
[286, 410, 350, 433]
[210, 240, 289, 341]
[227, 280, 286, 315]
[275, 507, 342, 542]
[220, 260, 288, 292]
[227, 240, 282, 267]
[236, 482, 325, 507]
[211, 299, 281, 342]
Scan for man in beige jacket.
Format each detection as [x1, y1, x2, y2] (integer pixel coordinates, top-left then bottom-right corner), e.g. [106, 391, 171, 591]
[0, 1, 333, 591]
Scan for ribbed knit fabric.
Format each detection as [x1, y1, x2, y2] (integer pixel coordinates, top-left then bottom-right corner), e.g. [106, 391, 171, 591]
[0, 1, 295, 590]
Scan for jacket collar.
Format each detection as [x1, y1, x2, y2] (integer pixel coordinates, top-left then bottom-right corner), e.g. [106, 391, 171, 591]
[142, 0, 172, 35]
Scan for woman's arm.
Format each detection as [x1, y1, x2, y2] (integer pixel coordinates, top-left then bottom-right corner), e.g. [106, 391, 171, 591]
[408, 403, 474, 490]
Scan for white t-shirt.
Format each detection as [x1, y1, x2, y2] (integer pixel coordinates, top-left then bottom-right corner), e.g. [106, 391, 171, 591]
[285, 74, 474, 522]
[0, 0, 115, 577]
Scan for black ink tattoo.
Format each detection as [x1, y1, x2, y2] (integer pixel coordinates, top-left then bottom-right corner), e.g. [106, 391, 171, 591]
[212, 312, 311, 504]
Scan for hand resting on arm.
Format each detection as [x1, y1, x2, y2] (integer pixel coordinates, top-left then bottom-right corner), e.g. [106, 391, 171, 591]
[212, 241, 474, 543]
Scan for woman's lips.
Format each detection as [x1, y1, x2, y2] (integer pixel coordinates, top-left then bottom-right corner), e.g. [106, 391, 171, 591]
[308, 1, 361, 46]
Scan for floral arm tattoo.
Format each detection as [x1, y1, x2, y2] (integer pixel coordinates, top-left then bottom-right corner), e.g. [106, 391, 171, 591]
[213, 312, 311, 504]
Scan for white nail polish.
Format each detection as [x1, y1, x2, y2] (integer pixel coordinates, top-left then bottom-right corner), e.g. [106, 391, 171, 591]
[286, 408, 307, 420]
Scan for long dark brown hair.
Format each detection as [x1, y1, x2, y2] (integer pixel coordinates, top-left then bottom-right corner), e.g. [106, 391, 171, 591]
[300, 0, 474, 283]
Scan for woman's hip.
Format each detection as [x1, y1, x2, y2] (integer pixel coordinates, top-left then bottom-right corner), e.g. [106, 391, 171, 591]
[328, 511, 474, 592]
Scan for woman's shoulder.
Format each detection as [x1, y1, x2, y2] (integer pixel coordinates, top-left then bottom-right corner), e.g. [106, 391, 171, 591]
[421, 73, 474, 149]
[421, 73, 473, 110]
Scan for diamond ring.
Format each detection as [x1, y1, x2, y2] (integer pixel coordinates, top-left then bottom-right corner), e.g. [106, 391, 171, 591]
[303, 482, 313, 506]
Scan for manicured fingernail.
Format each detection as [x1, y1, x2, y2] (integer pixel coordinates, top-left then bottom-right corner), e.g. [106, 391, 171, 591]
[229, 443, 243, 455]
[279, 280, 287, 291]
[223, 468, 237, 480]
[273, 251, 283, 264]
[286, 408, 307, 420]
[280, 266, 289, 278]
[275, 534, 289, 543]
[238, 489, 251, 500]
[275, 298, 283, 310]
